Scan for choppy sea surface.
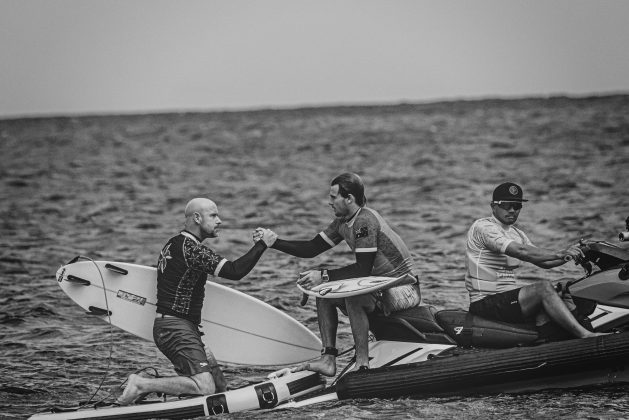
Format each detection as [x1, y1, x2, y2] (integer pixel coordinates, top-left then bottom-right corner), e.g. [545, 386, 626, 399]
[1, 95, 629, 419]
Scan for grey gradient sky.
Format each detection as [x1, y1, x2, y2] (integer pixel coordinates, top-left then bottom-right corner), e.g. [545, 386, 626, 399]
[1, 0, 628, 117]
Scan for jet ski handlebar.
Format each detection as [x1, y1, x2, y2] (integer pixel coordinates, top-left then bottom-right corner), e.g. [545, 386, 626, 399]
[571, 237, 629, 273]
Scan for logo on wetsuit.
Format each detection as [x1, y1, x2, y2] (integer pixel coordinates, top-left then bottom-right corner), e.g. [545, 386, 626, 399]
[355, 226, 369, 238]
[158, 243, 172, 273]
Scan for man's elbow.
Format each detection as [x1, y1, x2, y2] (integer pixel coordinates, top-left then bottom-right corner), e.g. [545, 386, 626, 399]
[218, 266, 246, 281]
[506, 244, 534, 262]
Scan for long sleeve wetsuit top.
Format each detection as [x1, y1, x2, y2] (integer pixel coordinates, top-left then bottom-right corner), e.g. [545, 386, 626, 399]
[156, 230, 267, 324]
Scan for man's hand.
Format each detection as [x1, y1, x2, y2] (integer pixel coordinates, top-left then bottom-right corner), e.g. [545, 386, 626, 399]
[253, 228, 264, 243]
[296, 270, 324, 290]
[253, 227, 277, 247]
[558, 244, 585, 262]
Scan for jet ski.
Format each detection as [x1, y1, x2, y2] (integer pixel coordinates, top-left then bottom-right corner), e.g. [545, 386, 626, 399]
[289, 219, 629, 406]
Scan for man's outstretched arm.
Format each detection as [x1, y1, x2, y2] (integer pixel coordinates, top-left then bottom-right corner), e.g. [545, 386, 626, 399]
[218, 230, 277, 280]
[271, 234, 332, 258]
[505, 242, 582, 269]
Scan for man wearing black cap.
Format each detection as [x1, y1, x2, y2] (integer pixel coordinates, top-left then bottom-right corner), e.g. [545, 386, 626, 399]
[464, 182, 602, 338]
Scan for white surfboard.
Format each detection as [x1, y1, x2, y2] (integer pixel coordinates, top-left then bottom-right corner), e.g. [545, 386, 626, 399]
[55, 259, 321, 366]
[297, 273, 417, 299]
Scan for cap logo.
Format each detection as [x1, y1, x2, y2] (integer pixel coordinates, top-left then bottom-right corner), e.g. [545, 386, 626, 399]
[508, 186, 519, 196]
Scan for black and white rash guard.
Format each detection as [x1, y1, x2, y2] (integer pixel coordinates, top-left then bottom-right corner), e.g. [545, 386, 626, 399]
[156, 231, 267, 324]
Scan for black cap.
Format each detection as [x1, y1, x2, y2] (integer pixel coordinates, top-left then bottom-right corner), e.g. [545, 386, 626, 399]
[492, 182, 528, 202]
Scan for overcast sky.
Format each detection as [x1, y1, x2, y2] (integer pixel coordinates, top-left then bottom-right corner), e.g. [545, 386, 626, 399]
[1, 0, 628, 117]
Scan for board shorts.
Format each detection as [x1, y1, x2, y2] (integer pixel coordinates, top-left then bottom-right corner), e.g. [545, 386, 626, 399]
[468, 288, 528, 324]
[153, 316, 217, 376]
[380, 283, 422, 313]
[336, 281, 421, 316]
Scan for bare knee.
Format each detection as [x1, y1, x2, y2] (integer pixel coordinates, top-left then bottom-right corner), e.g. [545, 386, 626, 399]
[191, 372, 216, 395]
[534, 280, 557, 297]
[519, 283, 549, 315]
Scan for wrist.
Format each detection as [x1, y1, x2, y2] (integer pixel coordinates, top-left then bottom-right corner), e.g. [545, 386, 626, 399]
[262, 235, 277, 248]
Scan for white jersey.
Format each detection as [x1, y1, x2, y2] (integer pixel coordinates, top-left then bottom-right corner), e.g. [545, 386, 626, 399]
[465, 216, 533, 303]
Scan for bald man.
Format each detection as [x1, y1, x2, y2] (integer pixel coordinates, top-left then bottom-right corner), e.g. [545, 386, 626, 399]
[117, 198, 277, 405]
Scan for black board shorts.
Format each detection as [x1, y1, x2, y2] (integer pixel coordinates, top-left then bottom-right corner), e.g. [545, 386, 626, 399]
[153, 316, 215, 376]
[469, 288, 528, 323]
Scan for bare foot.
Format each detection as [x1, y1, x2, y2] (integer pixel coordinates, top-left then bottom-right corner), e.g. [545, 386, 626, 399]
[116, 374, 144, 406]
[291, 355, 336, 377]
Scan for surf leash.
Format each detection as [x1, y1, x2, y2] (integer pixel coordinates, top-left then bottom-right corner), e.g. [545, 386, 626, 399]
[71, 256, 116, 407]
[64, 257, 164, 408]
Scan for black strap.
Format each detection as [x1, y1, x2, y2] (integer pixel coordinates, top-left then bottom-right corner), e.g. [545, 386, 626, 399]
[321, 347, 338, 356]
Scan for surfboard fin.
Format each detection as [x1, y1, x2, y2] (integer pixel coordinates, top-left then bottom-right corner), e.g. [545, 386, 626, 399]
[65, 275, 90, 286]
[105, 264, 128, 275]
[300, 293, 309, 306]
[86, 306, 112, 316]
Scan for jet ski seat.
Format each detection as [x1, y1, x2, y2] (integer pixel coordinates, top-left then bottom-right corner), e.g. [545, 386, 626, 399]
[435, 309, 540, 348]
[369, 306, 541, 348]
[368, 305, 457, 344]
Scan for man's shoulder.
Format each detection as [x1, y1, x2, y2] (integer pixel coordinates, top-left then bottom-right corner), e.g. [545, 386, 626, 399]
[467, 217, 506, 241]
[509, 224, 528, 235]
[469, 217, 495, 231]
[170, 232, 216, 254]
[163, 233, 184, 246]
[355, 207, 383, 226]
[509, 224, 531, 243]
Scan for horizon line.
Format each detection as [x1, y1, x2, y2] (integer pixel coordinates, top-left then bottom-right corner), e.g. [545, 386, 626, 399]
[2, 90, 628, 122]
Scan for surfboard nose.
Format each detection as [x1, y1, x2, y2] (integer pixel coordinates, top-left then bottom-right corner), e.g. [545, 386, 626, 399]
[55, 266, 66, 283]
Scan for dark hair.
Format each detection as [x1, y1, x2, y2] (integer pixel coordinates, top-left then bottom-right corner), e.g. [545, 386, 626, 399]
[331, 173, 366, 206]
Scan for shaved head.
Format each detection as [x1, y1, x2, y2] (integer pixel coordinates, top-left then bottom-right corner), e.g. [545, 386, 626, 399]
[184, 198, 216, 218]
[184, 198, 221, 240]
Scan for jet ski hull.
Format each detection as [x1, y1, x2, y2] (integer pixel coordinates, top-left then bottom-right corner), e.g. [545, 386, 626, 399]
[337, 332, 629, 399]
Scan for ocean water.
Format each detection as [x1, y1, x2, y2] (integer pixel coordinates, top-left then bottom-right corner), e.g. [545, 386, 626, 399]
[1, 95, 629, 419]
